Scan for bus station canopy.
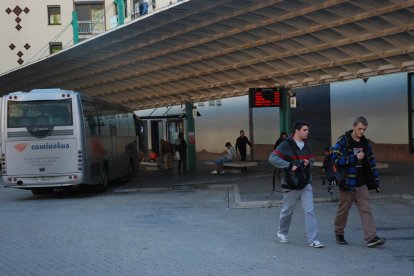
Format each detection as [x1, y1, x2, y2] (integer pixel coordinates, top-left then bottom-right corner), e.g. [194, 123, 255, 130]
[1, 0, 414, 110]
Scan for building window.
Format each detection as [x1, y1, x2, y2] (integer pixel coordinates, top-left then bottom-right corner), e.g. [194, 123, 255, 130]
[49, 42, 62, 54]
[48, 6, 61, 25]
[409, 73, 414, 154]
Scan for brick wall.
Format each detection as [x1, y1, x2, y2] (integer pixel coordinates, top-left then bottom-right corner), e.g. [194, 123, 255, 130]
[371, 144, 414, 163]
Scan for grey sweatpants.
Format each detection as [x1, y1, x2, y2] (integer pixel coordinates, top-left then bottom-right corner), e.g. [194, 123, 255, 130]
[278, 184, 319, 243]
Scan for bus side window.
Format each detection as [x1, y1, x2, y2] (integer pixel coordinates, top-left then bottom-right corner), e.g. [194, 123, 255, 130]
[82, 101, 98, 136]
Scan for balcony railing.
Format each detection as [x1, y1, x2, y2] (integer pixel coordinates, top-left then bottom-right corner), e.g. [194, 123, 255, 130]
[78, 20, 105, 35]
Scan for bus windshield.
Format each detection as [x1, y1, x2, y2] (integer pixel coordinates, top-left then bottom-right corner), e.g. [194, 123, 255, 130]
[7, 99, 73, 128]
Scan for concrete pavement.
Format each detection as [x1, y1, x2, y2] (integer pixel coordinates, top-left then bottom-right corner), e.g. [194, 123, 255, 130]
[0, 161, 413, 275]
[118, 161, 414, 208]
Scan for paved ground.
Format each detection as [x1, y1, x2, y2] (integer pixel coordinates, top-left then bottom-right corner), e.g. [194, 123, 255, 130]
[0, 161, 413, 275]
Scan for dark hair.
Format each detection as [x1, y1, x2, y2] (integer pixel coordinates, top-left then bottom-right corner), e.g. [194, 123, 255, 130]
[225, 142, 232, 147]
[240, 130, 244, 134]
[293, 121, 309, 132]
[280, 131, 288, 138]
[353, 116, 368, 126]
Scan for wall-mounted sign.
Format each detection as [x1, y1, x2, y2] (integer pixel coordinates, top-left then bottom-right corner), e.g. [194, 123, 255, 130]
[249, 88, 281, 108]
[290, 96, 297, 108]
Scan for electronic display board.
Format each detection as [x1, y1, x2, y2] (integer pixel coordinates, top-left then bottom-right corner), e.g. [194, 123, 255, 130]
[249, 88, 281, 108]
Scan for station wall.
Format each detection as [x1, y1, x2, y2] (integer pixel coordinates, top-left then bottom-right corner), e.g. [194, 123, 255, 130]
[138, 72, 413, 162]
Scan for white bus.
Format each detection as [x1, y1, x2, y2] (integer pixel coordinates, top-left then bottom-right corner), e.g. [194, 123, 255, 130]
[1, 89, 139, 195]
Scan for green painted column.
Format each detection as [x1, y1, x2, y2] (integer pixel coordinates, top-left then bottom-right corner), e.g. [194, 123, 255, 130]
[72, 11, 79, 45]
[279, 88, 291, 134]
[115, 0, 125, 26]
[185, 103, 196, 171]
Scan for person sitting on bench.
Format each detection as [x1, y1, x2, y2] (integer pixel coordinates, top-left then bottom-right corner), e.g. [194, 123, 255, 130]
[211, 142, 236, 174]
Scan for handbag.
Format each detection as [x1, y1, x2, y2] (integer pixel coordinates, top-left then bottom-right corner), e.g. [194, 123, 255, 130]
[174, 151, 180, 161]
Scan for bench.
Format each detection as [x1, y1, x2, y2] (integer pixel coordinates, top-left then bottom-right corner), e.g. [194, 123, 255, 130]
[140, 161, 160, 171]
[205, 161, 258, 172]
[313, 161, 389, 169]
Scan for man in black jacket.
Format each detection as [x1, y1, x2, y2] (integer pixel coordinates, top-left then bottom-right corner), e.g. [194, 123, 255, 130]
[235, 130, 253, 161]
[269, 121, 324, 248]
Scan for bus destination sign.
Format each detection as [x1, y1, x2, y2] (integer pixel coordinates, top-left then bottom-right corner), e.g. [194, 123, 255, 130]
[249, 88, 281, 108]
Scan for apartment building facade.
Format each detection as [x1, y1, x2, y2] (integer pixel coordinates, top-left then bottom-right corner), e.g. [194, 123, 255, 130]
[103, 0, 181, 30]
[1, 0, 178, 75]
[1, 0, 74, 74]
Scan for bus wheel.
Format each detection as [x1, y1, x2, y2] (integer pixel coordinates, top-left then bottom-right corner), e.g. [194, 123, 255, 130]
[31, 188, 54, 195]
[98, 167, 108, 192]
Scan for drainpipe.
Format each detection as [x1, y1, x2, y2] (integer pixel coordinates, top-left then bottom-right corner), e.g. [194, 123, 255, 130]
[72, 11, 79, 44]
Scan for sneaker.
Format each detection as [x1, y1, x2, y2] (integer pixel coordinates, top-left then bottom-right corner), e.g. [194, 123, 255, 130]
[221, 170, 226, 174]
[211, 170, 218, 174]
[335, 234, 348, 245]
[277, 232, 288, 243]
[309, 240, 324, 248]
[366, 236, 386, 248]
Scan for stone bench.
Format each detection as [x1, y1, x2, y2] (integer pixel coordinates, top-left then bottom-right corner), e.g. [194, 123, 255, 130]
[313, 161, 389, 169]
[205, 161, 258, 172]
[140, 161, 160, 171]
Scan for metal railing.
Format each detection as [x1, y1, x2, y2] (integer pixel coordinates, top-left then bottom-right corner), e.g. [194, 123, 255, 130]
[78, 20, 105, 34]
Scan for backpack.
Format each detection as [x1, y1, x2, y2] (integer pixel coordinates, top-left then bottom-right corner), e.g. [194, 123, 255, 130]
[333, 134, 377, 191]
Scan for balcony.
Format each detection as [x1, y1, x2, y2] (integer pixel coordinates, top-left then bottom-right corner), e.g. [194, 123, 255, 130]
[78, 20, 105, 35]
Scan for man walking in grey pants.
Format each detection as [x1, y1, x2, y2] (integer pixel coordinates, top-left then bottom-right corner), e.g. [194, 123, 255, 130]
[269, 121, 324, 248]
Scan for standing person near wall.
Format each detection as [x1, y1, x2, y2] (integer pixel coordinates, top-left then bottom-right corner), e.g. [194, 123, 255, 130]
[331, 116, 386, 248]
[273, 131, 288, 178]
[269, 121, 324, 248]
[176, 132, 187, 171]
[273, 132, 288, 150]
[160, 139, 173, 170]
[235, 130, 253, 161]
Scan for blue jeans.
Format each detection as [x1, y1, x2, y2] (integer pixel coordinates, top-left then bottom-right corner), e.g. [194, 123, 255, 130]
[215, 158, 230, 165]
[278, 184, 319, 243]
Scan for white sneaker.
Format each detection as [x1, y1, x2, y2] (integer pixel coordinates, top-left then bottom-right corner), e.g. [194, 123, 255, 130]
[309, 240, 324, 248]
[211, 170, 218, 174]
[221, 170, 226, 174]
[277, 232, 288, 243]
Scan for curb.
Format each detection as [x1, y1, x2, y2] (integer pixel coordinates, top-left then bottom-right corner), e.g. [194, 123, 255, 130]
[113, 183, 232, 194]
[233, 185, 414, 209]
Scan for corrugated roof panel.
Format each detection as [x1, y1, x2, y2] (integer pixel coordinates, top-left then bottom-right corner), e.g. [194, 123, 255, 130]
[0, 0, 413, 109]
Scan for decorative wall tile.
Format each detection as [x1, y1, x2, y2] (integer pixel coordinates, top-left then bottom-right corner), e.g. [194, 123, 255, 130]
[24, 43, 31, 50]
[9, 44, 16, 50]
[13, 6, 22, 16]
[5, 5, 29, 30]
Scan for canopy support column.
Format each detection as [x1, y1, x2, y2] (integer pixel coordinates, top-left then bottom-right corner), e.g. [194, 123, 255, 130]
[185, 103, 196, 171]
[279, 88, 291, 134]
